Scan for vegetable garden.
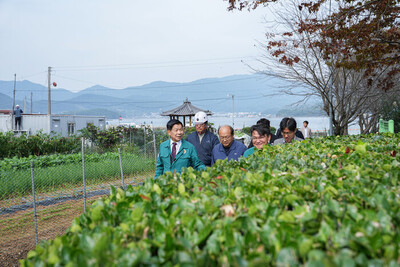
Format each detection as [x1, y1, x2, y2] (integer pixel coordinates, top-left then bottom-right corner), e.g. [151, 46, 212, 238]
[0, 152, 155, 199]
[21, 133, 400, 266]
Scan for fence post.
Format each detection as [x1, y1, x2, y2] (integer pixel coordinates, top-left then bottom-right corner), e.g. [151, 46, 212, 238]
[118, 148, 125, 189]
[31, 161, 39, 245]
[153, 128, 157, 162]
[82, 137, 87, 213]
[144, 126, 146, 157]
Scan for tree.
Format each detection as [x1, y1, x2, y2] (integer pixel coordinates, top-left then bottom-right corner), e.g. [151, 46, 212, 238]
[253, 0, 400, 135]
[227, 0, 400, 91]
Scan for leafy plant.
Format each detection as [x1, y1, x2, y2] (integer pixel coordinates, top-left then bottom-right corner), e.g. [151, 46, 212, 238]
[21, 133, 400, 266]
[0, 131, 80, 159]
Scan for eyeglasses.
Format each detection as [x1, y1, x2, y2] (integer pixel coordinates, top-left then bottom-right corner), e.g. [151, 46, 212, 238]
[219, 136, 232, 141]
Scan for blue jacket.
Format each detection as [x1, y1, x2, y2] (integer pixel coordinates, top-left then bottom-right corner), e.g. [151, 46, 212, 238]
[14, 108, 23, 117]
[186, 131, 219, 166]
[211, 140, 247, 166]
[155, 139, 206, 179]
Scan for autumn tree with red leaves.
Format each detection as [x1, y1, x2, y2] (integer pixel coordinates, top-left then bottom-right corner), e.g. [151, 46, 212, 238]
[227, 0, 400, 90]
[227, 0, 400, 134]
[253, 0, 399, 135]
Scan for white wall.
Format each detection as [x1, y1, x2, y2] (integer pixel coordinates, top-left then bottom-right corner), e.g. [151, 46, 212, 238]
[0, 115, 13, 132]
[0, 114, 106, 136]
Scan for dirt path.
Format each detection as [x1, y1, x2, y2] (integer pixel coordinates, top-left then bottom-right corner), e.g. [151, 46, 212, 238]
[0, 196, 99, 266]
[0, 174, 151, 266]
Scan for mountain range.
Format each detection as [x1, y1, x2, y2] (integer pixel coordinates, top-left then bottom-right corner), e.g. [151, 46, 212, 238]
[0, 74, 323, 119]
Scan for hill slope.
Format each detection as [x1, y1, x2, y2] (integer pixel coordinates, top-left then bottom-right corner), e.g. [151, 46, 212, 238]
[0, 74, 320, 117]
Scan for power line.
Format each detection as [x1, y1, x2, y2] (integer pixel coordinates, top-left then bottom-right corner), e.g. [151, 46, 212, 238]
[20, 71, 47, 79]
[45, 94, 271, 106]
[54, 56, 257, 70]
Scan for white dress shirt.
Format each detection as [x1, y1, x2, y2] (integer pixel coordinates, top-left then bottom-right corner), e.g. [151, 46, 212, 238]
[170, 140, 182, 154]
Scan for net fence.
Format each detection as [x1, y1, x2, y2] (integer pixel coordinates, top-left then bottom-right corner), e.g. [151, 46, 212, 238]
[0, 134, 159, 266]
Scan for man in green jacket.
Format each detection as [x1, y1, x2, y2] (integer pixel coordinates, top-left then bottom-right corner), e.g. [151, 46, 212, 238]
[155, 119, 205, 179]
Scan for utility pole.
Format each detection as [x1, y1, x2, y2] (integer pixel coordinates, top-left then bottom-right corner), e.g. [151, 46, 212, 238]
[30, 92, 33, 113]
[12, 74, 16, 130]
[48, 66, 51, 115]
[12, 74, 16, 113]
[232, 94, 235, 129]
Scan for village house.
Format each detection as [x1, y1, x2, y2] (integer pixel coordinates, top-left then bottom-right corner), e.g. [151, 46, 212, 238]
[0, 113, 105, 137]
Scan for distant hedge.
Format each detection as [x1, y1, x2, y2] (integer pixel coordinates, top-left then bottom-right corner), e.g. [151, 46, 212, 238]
[0, 132, 80, 159]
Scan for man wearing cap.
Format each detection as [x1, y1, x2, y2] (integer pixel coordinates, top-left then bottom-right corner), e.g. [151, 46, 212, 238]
[155, 119, 205, 179]
[14, 104, 23, 130]
[186, 111, 220, 167]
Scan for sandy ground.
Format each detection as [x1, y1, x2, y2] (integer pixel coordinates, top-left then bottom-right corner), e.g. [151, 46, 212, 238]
[0, 174, 150, 266]
[0, 196, 102, 266]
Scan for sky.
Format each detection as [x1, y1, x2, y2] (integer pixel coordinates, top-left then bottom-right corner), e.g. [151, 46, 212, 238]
[0, 0, 270, 92]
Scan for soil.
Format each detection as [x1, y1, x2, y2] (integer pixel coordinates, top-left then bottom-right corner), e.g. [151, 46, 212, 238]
[0, 175, 149, 266]
[0, 196, 98, 266]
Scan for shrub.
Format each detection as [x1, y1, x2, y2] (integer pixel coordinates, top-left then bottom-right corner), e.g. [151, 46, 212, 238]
[21, 133, 400, 266]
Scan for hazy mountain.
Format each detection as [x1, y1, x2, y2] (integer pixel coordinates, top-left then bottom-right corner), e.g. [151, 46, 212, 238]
[277, 103, 325, 117]
[60, 108, 121, 119]
[0, 92, 12, 110]
[0, 80, 76, 102]
[0, 74, 321, 117]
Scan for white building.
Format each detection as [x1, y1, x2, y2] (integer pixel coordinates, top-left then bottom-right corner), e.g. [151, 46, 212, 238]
[0, 114, 106, 137]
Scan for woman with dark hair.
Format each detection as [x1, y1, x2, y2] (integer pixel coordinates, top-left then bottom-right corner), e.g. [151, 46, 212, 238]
[247, 118, 276, 148]
[243, 124, 271, 157]
[273, 117, 304, 145]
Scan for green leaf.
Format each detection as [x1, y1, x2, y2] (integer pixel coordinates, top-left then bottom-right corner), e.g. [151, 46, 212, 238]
[276, 248, 298, 266]
[178, 183, 186, 196]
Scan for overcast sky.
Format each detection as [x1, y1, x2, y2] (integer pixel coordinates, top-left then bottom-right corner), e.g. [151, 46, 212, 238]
[0, 0, 270, 92]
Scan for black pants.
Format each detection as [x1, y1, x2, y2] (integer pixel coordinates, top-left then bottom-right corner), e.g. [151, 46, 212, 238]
[15, 117, 22, 130]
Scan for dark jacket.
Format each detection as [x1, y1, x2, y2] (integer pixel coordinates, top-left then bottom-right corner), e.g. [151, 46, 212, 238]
[155, 139, 205, 179]
[186, 131, 219, 166]
[211, 140, 247, 166]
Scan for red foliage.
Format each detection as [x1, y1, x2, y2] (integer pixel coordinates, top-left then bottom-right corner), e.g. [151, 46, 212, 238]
[139, 194, 151, 201]
[227, 0, 400, 91]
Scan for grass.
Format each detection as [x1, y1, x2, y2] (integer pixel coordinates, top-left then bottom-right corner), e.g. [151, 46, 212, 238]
[0, 153, 155, 200]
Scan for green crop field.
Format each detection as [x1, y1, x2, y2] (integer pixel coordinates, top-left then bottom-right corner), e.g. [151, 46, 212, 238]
[0, 152, 155, 199]
[21, 134, 400, 266]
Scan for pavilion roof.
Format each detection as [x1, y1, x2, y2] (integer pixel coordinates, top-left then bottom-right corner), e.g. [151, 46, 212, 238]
[161, 98, 212, 116]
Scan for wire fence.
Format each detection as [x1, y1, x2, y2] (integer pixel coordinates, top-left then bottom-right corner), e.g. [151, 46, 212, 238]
[0, 138, 156, 266]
